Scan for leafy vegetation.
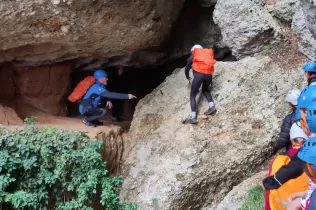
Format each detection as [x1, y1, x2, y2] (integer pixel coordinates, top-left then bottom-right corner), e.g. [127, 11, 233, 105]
[239, 186, 264, 210]
[0, 119, 137, 210]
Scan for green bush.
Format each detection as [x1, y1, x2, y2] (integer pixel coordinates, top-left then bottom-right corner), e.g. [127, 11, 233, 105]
[0, 121, 137, 210]
[239, 186, 264, 210]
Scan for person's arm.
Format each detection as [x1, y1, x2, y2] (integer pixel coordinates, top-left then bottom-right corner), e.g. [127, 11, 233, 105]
[185, 54, 193, 79]
[262, 154, 303, 190]
[273, 114, 292, 151]
[99, 90, 129, 100]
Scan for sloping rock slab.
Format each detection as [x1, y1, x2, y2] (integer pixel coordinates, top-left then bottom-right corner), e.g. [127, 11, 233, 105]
[120, 56, 305, 209]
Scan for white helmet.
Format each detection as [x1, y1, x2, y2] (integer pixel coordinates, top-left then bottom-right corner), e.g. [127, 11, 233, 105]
[290, 123, 309, 141]
[191, 44, 203, 52]
[286, 89, 301, 105]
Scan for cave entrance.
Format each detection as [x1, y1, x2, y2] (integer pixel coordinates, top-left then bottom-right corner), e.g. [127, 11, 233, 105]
[68, 47, 235, 125]
[68, 56, 189, 124]
[0, 47, 234, 128]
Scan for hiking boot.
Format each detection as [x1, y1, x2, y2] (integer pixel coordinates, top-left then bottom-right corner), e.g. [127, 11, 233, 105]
[184, 117, 197, 124]
[112, 117, 124, 122]
[83, 118, 96, 127]
[204, 106, 217, 115]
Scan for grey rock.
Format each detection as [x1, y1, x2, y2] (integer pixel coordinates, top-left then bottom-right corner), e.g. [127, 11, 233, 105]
[120, 56, 305, 210]
[213, 0, 282, 59]
[0, 0, 185, 67]
[213, 171, 266, 210]
[292, 6, 316, 60]
[300, 0, 316, 37]
[266, 0, 300, 23]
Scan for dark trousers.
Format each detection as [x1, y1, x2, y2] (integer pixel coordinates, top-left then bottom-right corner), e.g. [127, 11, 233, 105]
[111, 99, 122, 118]
[83, 107, 106, 122]
[190, 71, 213, 112]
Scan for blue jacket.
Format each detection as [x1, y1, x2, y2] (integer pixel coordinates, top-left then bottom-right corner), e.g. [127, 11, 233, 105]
[79, 82, 129, 114]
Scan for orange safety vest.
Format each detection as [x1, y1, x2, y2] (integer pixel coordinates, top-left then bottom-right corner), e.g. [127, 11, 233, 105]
[268, 154, 309, 210]
[192, 48, 216, 75]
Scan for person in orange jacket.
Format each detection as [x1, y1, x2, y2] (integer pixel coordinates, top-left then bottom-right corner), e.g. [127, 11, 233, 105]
[184, 44, 217, 124]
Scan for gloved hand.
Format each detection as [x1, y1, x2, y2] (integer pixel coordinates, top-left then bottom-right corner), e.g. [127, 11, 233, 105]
[187, 77, 191, 84]
[267, 141, 277, 155]
[262, 176, 281, 190]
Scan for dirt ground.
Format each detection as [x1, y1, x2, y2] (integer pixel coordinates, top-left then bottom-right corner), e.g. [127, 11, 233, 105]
[3, 102, 131, 139]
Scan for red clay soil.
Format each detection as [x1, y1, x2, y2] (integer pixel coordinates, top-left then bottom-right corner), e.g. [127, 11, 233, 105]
[4, 102, 129, 140]
[0, 61, 72, 116]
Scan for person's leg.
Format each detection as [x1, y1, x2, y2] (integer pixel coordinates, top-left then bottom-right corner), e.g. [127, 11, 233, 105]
[201, 75, 213, 103]
[202, 75, 217, 115]
[83, 108, 106, 126]
[112, 100, 123, 122]
[189, 71, 203, 120]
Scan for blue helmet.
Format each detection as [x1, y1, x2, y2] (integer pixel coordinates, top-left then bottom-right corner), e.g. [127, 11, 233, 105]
[94, 70, 108, 79]
[298, 137, 316, 165]
[295, 86, 316, 120]
[306, 103, 316, 133]
[302, 62, 316, 72]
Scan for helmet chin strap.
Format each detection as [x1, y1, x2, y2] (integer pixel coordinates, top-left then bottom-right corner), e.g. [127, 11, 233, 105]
[307, 73, 316, 79]
[306, 162, 316, 183]
[300, 109, 312, 137]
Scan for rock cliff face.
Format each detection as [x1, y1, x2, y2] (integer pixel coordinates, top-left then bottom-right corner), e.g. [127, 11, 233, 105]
[0, 0, 315, 69]
[213, 0, 283, 59]
[0, 0, 184, 68]
[292, 0, 316, 60]
[120, 56, 306, 209]
[0, 62, 72, 116]
[213, 0, 316, 61]
[0, 1, 316, 208]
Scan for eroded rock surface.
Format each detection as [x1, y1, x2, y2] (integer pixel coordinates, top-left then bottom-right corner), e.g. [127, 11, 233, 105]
[0, 0, 184, 68]
[120, 56, 305, 210]
[213, 0, 282, 59]
[213, 171, 266, 210]
[266, 0, 299, 23]
[292, 0, 316, 60]
[0, 62, 72, 116]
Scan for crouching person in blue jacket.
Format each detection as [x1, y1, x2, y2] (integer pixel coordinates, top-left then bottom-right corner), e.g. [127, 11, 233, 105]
[79, 70, 136, 127]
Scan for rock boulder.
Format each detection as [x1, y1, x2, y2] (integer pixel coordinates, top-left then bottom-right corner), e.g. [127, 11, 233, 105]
[266, 0, 299, 23]
[213, 0, 282, 59]
[292, 0, 316, 60]
[120, 56, 305, 209]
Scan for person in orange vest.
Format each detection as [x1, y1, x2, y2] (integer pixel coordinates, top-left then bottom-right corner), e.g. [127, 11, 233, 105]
[286, 137, 316, 210]
[263, 122, 309, 210]
[184, 44, 217, 124]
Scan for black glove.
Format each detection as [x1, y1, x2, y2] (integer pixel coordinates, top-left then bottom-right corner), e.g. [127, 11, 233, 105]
[262, 176, 281, 190]
[267, 141, 278, 155]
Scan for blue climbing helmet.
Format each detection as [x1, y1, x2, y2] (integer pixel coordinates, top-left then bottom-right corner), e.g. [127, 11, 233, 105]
[298, 137, 316, 165]
[302, 61, 316, 72]
[295, 85, 316, 121]
[94, 69, 108, 79]
[306, 103, 316, 133]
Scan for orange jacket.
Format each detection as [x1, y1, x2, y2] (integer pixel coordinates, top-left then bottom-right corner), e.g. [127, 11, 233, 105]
[192, 48, 216, 75]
